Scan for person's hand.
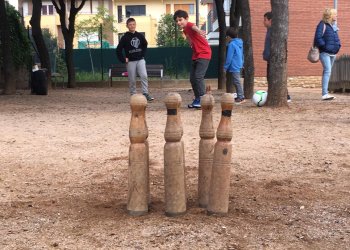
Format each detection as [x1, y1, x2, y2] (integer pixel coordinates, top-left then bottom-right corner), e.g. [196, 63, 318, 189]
[125, 58, 129, 63]
[199, 30, 206, 38]
[192, 25, 206, 38]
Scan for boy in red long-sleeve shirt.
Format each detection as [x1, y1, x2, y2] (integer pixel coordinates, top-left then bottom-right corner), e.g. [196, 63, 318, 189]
[174, 10, 212, 109]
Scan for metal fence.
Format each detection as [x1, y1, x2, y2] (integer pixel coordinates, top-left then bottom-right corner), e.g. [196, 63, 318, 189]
[329, 54, 350, 92]
[68, 46, 219, 79]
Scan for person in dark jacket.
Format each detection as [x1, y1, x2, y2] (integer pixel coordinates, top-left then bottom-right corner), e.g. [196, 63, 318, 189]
[314, 8, 341, 100]
[116, 18, 154, 101]
[263, 12, 291, 102]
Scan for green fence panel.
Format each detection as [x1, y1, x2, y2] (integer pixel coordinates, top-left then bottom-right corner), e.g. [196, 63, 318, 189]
[71, 46, 219, 78]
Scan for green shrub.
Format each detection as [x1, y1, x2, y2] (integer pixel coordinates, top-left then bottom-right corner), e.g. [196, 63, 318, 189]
[75, 71, 108, 82]
[0, 3, 31, 69]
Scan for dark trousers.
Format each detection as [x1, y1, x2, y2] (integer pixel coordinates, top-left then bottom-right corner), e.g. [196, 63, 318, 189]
[190, 58, 210, 99]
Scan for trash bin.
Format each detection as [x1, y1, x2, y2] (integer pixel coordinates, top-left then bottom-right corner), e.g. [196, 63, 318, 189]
[31, 69, 48, 95]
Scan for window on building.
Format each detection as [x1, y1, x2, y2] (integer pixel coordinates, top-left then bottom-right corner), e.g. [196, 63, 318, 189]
[174, 4, 195, 15]
[42, 5, 47, 15]
[23, 2, 29, 16]
[125, 5, 146, 17]
[166, 4, 171, 14]
[79, 0, 100, 14]
[91, 1, 99, 14]
[42, 4, 54, 15]
[80, 1, 91, 13]
[118, 5, 123, 23]
[48, 5, 54, 15]
[189, 4, 194, 14]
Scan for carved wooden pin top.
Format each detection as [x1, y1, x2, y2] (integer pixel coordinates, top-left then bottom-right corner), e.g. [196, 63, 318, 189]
[164, 93, 183, 142]
[216, 93, 234, 141]
[129, 94, 148, 144]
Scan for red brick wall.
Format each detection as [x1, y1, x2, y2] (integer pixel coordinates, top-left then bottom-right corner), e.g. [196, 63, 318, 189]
[250, 1, 350, 77]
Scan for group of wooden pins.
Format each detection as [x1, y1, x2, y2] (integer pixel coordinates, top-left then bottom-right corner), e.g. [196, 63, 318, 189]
[128, 91, 234, 216]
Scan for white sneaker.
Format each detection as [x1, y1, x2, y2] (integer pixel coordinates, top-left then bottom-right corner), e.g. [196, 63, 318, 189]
[322, 94, 336, 100]
[232, 93, 237, 99]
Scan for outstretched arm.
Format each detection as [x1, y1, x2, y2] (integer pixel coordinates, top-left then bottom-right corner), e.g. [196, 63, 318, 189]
[191, 25, 206, 38]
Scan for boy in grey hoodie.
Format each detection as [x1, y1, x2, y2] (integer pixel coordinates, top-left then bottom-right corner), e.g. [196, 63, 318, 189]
[116, 18, 154, 101]
[224, 27, 245, 103]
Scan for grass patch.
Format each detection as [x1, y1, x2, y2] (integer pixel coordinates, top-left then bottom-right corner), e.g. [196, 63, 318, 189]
[75, 71, 109, 82]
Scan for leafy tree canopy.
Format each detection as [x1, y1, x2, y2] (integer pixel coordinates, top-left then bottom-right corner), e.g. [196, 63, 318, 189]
[156, 14, 188, 47]
[76, 6, 117, 45]
[0, 2, 31, 69]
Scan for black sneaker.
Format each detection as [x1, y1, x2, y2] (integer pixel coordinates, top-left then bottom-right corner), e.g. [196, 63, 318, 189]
[143, 93, 154, 102]
[235, 98, 245, 104]
[287, 95, 291, 103]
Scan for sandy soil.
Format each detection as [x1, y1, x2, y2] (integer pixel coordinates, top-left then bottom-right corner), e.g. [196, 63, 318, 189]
[0, 86, 349, 249]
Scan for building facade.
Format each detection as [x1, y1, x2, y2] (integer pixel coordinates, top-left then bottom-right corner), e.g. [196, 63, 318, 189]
[114, 0, 209, 48]
[17, 0, 350, 76]
[20, 0, 209, 49]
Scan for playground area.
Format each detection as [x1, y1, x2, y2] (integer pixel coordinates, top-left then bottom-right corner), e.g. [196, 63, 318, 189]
[0, 85, 349, 249]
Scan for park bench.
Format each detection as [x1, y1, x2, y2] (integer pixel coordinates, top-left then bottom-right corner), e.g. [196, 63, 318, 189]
[108, 64, 164, 87]
[51, 72, 65, 88]
[329, 54, 350, 93]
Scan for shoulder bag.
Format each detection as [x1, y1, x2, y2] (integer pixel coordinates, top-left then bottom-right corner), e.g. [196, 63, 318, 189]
[307, 23, 326, 63]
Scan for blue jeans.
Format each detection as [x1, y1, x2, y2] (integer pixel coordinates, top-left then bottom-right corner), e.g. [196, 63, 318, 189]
[319, 52, 336, 96]
[231, 72, 244, 99]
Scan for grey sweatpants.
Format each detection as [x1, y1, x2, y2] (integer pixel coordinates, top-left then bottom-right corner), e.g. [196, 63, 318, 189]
[127, 59, 149, 95]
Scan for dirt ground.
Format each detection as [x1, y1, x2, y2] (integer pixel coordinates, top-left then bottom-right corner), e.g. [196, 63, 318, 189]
[0, 85, 349, 250]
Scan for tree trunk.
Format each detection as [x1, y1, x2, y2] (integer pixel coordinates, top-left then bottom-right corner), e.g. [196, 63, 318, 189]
[241, 0, 255, 99]
[229, 0, 239, 28]
[267, 0, 288, 107]
[30, 0, 52, 89]
[215, 0, 226, 90]
[52, 0, 86, 88]
[87, 41, 95, 75]
[64, 38, 76, 87]
[0, 0, 16, 94]
[226, 71, 234, 93]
